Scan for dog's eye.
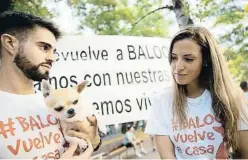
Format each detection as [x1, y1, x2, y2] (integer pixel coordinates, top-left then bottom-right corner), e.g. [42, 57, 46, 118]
[72, 100, 78, 105]
[54, 106, 64, 112]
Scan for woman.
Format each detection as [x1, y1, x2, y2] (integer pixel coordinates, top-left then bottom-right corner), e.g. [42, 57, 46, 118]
[145, 26, 248, 159]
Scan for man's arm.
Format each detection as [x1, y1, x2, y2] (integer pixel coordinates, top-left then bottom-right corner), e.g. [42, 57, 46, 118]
[155, 135, 175, 159]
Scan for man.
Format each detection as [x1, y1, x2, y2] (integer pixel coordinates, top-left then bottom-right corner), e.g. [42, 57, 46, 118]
[122, 126, 147, 157]
[240, 81, 248, 98]
[0, 11, 101, 159]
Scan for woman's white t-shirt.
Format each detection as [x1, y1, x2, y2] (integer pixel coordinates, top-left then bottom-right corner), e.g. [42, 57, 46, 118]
[145, 88, 248, 159]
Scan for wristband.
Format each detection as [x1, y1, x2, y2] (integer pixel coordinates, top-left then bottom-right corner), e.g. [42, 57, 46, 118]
[93, 137, 102, 151]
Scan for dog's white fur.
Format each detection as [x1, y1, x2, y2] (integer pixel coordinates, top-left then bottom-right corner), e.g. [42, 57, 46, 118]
[41, 80, 106, 152]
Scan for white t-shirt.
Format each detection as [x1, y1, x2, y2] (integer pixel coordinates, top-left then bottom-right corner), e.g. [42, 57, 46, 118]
[145, 87, 248, 159]
[0, 91, 65, 159]
[245, 92, 248, 99]
[123, 131, 134, 145]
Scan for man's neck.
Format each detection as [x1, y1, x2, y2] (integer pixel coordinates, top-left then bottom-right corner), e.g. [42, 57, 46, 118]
[0, 64, 35, 95]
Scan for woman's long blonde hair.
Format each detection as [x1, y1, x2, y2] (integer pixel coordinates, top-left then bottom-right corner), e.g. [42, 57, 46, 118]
[169, 26, 248, 151]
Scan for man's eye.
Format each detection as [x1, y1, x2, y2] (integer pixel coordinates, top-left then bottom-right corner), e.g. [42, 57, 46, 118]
[54, 106, 64, 112]
[41, 45, 49, 52]
[72, 100, 78, 105]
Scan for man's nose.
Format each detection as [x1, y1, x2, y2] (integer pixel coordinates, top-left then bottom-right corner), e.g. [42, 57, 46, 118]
[46, 52, 56, 62]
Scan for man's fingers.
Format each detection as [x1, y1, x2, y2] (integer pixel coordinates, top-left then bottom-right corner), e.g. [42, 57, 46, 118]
[87, 115, 97, 126]
[61, 143, 78, 158]
[80, 139, 93, 155]
[72, 139, 93, 159]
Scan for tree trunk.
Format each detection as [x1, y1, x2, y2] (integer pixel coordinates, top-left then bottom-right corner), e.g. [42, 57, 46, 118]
[172, 0, 194, 29]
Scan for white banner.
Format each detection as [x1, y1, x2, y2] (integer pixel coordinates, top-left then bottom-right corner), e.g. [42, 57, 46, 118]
[35, 35, 173, 125]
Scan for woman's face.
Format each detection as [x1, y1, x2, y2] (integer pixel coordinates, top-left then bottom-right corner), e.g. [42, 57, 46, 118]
[171, 39, 203, 86]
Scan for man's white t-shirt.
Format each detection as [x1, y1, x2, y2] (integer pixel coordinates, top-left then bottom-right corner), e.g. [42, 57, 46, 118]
[145, 88, 248, 159]
[0, 91, 65, 159]
[245, 92, 248, 99]
[123, 131, 134, 145]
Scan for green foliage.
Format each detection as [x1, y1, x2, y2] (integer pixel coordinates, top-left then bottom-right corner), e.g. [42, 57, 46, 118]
[225, 49, 248, 82]
[12, 0, 53, 18]
[192, 0, 248, 82]
[70, 0, 169, 37]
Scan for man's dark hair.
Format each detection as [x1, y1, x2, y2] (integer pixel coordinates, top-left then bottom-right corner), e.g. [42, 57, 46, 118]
[127, 125, 132, 131]
[240, 81, 248, 91]
[0, 11, 62, 57]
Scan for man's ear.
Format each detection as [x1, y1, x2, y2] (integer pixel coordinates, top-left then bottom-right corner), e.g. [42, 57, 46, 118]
[0, 34, 19, 56]
[75, 81, 88, 93]
[41, 80, 52, 98]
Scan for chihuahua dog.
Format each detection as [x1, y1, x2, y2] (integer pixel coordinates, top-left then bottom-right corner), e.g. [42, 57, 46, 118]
[41, 80, 106, 155]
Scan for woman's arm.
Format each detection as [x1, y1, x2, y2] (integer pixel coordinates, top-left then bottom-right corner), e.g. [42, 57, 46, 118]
[237, 130, 248, 158]
[155, 135, 176, 159]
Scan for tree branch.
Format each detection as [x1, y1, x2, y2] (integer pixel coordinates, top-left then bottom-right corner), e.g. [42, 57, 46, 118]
[132, 5, 174, 28]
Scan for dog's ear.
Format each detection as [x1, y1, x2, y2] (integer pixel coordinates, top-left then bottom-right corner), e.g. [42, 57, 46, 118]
[41, 80, 52, 98]
[76, 81, 88, 93]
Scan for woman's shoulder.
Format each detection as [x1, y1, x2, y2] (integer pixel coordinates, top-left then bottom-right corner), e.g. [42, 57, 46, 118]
[150, 86, 174, 110]
[152, 86, 174, 101]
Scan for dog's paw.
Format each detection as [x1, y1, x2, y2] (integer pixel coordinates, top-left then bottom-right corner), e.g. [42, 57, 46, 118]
[78, 139, 88, 150]
[65, 135, 79, 145]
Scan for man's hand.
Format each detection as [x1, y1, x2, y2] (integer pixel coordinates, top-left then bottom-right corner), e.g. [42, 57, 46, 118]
[66, 115, 101, 150]
[61, 139, 93, 159]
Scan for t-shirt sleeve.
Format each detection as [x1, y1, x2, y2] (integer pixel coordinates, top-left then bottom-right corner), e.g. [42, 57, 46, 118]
[144, 91, 172, 135]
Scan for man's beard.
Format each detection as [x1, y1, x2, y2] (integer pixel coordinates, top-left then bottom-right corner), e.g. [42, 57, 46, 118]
[13, 51, 51, 82]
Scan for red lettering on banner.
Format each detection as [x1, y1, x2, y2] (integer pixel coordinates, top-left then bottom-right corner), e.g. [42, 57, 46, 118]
[44, 132, 53, 144]
[188, 135, 194, 142]
[196, 116, 205, 128]
[185, 145, 214, 156]
[30, 116, 41, 130]
[188, 117, 196, 129]
[16, 117, 29, 132]
[197, 130, 206, 140]
[203, 114, 214, 125]
[181, 134, 187, 143]
[7, 139, 20, 155]
[172, 114, 225, 157]
[174, 130, 211, 143]
[33, 149, 60, 160]
[186, 147, 193, 156]
[47, 114, 58, 125]
[199, 146, 207, 154]
[7, 131, 61, 155]
[54, 133, 61, 143]
[16, 115, 58, 132]
[37, 115, 50, 128]
[207, 132, 215, 140]
[175, 114, 217, 131]
[34, 138, 42, 149]
[23, 139, 33, 152]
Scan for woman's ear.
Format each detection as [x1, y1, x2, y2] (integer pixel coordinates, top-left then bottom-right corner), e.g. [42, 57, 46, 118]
[0, 34, 19, 56]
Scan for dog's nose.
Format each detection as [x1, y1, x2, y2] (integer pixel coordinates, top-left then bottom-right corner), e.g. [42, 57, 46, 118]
[67, 108, 75, 115]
